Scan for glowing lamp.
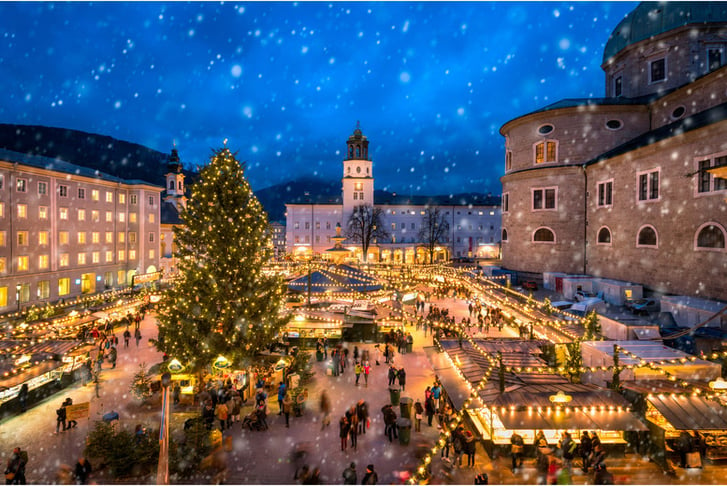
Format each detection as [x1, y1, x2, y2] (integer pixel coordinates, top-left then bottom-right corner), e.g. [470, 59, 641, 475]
[709, 377, 727, 390]
[549, 391, 572, 404]
[213, 355, 231, 370]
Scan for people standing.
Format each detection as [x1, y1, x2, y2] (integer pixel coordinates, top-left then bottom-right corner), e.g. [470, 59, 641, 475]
[17, 384, 28, 413]
[64, 398, 77, 429]
[339, 416, 350, 452]
[320, 390, 331, 429]
[414, 399, 424, 432]
[108, 346, 117, 369]
[510, 431, 524, 471]
[134, 328, 142, 347]
[431, 383, 442, 412]
[123, 328, 131, 348]
[361, 464, 378, 485]
[342, 462, 357, 485]
[348, 407, 359, 451]
[381, 404, 398, 442]
[580, 431, 592, 473]
[55, 402, 67, 434]
[73, 457, 92, 484]
[425, 394, 436, 427]
[387, 366, 397, 386]
[464, 430, 476, 468]
[356, 399, 369, 435]
[362, 362, 371, 387]
[397, 367, 406, 391]
[277, 382, 287, 415]
[354, 362, 362, 386]
[215, 400, 228, 431]
[4, 447, 27, 485]
[283, 392, 293, 428]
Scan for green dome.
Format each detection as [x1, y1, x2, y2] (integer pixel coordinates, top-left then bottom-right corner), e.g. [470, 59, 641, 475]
[603, 1, 727, 64]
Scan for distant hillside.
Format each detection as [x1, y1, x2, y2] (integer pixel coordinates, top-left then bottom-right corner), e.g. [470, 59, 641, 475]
[255, 177, 342, 222]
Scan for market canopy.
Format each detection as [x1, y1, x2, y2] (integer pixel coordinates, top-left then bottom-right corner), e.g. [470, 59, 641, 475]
[287, 264, 381, 293]
[647, 394, 727, 431]
[498, 408, 647, 432]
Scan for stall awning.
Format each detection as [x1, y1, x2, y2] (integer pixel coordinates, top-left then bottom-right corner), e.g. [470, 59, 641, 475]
[496, 409, 646, 431]
[647, 395, 727, 430]
[424, 345, 473, 411]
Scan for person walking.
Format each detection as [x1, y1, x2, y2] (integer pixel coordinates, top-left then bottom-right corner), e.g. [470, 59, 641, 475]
[17, 384, 28, 413]
[362, 464, 378, 485]
[123, 328, 131, 348]
[373, 344, 381, 365]
[4, 447, 27, 485]
[214, 400, 228, 431]
[55, 402, 67, 434]
[356, 399, 369, 435]
[339, 416, 350, 452]
[362, 362, 371, 387]
[108, 346, 117, 369]
[425, 395, 436, 427]
[510, 431, 524, 471]
[73, 457, 92, 484]
[381, 404, 398, 442]
[348, 407, 359, 450]
[64, 398, 77, 429]
[134, 328, 142, 347]
[354, 362, 362, 386]
[464, 430, 477, 468]
[277, 382, 287, 415]
[397, 367, 406, 391]
[431, 383, 442, 412]
[580, 431, 592, 473]
[342, 462, 357, 485]
[320, 390, 332, 429]
[414, 399, 424, 432]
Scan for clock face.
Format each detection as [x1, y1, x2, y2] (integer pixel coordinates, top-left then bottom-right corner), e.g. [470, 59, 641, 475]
[356, 166, 361, 174]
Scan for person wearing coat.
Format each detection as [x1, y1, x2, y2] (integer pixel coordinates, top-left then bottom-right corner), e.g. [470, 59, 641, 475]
[339, 416, 350, 451]
[282, 392, 293, 428]
[414, 399, 424, 432]
[424, 395, 436, 427]
[397, 368, 407, 391]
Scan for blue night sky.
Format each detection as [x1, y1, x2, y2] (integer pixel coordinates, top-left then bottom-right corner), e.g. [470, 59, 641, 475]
[0, 1, 637, 195]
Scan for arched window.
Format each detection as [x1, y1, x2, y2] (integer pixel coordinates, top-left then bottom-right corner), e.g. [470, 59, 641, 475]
[637, 225, 658, 247]
[502, 228, 508, 242]
[168, 180, 174, 190]
[533, 227, 555, 243]
[696, 223, 726, 250]
[597, 227, 612, 245]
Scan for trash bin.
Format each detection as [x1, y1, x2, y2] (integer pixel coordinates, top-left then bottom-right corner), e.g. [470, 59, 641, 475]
[397, 417, 412, 445]
[399, 397, 413, 419]
[389, 388, 401, 406]
[316, 350, 324, 362]
[406, 342, 413, 353]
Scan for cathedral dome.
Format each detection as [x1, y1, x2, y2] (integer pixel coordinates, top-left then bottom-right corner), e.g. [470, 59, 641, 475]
[603, 1, 727, 64]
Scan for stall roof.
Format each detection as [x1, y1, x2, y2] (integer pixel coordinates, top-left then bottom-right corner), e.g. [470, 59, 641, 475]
[0, 340, 84, 357]
[490, 383, 631, 410]
[647, 395, 727, 431]
[498, 409, 647, 432]
[584, 341, 712, 367]
[423, 346, 473, 411]
[0, 360, 65, 389]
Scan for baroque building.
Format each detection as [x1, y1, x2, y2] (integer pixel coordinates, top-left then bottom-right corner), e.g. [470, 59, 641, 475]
[500, 1, 727, 300]
[286, 124, 501, 262]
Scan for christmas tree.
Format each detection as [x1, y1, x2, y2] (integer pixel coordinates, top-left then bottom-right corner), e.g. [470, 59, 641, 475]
[154, 147, 289, 373]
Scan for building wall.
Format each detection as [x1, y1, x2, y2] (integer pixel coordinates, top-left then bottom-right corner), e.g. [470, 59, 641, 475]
[285, 204, 343, 256]
[0, 159, 161, 311]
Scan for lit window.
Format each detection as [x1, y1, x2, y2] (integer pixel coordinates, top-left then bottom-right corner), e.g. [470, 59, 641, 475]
[39, 206, 48, 219]
[119, 212, 125, 223]
[106, 192, 114, 203]
[16, 179, 27, 192]
[17, 256, 29, 271]
[149, 213, 155, 223]
[119, 193, 126, 204]
[78, 209, 86, 221]
[0, 202, 4, 217]
[38, 254, 49, 269]
[58, 278, 70, 296]
[39, 231, 48, 245]
[129, 249, 136, 260]
[78, 232, 86, 244]
[91, 190, 99, 201]
[17, 231, 28, 246]
[106, 251, 113, 263]
[105, 232, 113, 243]
[117, 270, 125, 284]
[697, 156, 727, 194]
[60, 208, 68, 220]
[92, 251, 100, 263]
[92, 232, 100, 243]
[17, 204, 27, 218]
[534, 141, 557, 164]
[149, 249, 155, 259]
[38, 280, 49, 299]
[118, 250, 125, 261]
[0, 258, 5, 273]
[92, 210, 99, 222]
[59, 253, 69, 267]
[59, 232, 69, 245]
[106, 211, 113, 222]
[130, 213, 137, 223]
[77, 253, 86, 265]
[118, 232, 125, 243]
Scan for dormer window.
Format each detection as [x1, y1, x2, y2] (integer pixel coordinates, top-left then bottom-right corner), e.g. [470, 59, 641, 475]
[649, 58, 666, 83]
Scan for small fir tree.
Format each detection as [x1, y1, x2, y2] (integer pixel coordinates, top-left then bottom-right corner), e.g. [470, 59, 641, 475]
[130, 362, 154, 402]
[564, 340, 583, 383]
[583, 310, 601, 340]
[154, 147, 289, 373]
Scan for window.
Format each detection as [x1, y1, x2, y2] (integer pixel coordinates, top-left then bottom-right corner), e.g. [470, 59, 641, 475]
[149, 232, 155, 243]
[119, 193, 126, 204]
[118, 232, 125, 243]
[533, 227, 555, 243]
[606, 119, 622, 130]
[58, 184, 68, 197]
[597, 227, 612, 245]
[59, 253, 69, 267]
[326, 222, 331, 230]
[637, 225, 658, 247]
[92, 251, 100, 264]
[0, 202, 4, 218]
[695, 223, 726, 250]
[59, 231, 69, 245]
[129, 232, 136, 243]
[59, 208, 68, 220]
[0, 258, 5, 274]
[532, 187, 557, 210]
[78, 232, 86, 244]
[106, 192, 114, 203]
[148, 196, 154, 205]
[614, 75, 623, 97]
[649, 57, 666, 83]
[130, 194, 137, 204]
[130, 213, 137, 223]
[637, 169, 660, 201]
[16, 178, 27, 192]
[92, 232, 100, 243]
[354, 182, 363, 191]
[38, 181, 47, 195]
[17, 231, 28, 246]
[17, 256, 29, 271]
[118, 212, 125, 223]
[411, 223, 416, 230]
[105, 211, 113, 222]
[17, 204, 27, 218]
[39, 231, 48, 245]
[502, 193, 509, 213]
[315, 222, 320, 230]
[58, 278, 70, 296]
[149, 249, 155, 259]
[304, 222, 310, 230]
[538, 124, 554, 135]
[129, 249, 136, 260]
[391, 223, 396, 231]
[0, 232, 4, 247]
[358, 192, 364, 200]
[78, 209, 86, 221]
[597, 180, 613, 207]
[91, 189, 99, 201]
[92, 210, 99, 222]
[78, 188, 86, 199]
[505, 151, 512, 171]
[502, 228, 509, 241]
[534, 140, 557, 164]
[353, 192, 358, 200]
[105, 232, 113, 243]
[118, 250, 125, 261]
[39, 206, 48, 219]
[708, 46, 725, 72]
[697, 155, 727, 194]
[0, 175, 3, 190]
[671, 106, 686, 120]
[149, 213, 155, 223]
[117, 271, 125, 285]
[77, 253, 86, 265]
[38, 280, 49, 299]
[38, 254, 49, 269]
[294, 222, 299, 230]
[106, 251, 113, 263]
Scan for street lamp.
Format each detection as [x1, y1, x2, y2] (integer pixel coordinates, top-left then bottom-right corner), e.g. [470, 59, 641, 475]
[15, 283, 21, 311]
[157, 372, 172, 485]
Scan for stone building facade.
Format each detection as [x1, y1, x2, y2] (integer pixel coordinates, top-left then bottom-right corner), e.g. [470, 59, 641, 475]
[500, 2, 727, 300]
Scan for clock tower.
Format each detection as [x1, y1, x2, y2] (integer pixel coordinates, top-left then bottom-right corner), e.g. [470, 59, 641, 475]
[342, 121, 374, 221]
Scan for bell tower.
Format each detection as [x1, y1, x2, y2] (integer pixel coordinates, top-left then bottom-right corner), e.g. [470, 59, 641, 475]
[342, 121, 374, 219]
[164, 147, 186, 209]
